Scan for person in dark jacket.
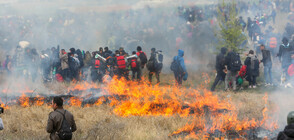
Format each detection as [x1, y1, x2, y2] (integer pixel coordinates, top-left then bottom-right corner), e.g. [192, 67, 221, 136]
[211, 47, 227, 91]
[147, 48, 161, 84]
[103, 47, 112, 58]
[172, 49, 188, 86]
[46, 97, 76, 140]
[224, 50, 240, 91]
[277, 111, 294, 140]
[244, 50, 259, 88]
[128, 51, 141, 81]
[277, 37, 293, 83]
[91, 53, 105, 83]
[260, 44, 273, 85]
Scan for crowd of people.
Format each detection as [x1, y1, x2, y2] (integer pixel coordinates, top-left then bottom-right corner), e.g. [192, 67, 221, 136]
[2, 45, 188, 86]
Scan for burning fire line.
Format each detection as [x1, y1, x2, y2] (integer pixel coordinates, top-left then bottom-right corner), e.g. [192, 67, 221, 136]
[3, 76, 278, 139]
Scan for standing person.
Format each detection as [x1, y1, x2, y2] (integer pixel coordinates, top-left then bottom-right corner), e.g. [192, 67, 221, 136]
[244, 50, 260, 88]
[271, 9, 276, 24]
[211, 47, 227, 91]
[41, 52, 51, 83]
[171, 49, 188, 86]
[136, 46, 148, 69]
[90, 54, 105, 83]
[277, 111, 294, 140]
[30, 48, 39, 82]
[115, 50, 128, 80]
[147, 48, 161, 84]
[225, 49, 242, 91]
[46, 97, 77, 140]
[260, 44, 273, 86]
[68, 53, 80, 81]
[277, 37, 293, 83]
[3, 55, 12, 74]
[82, 51, 92, 81]
[128, 51, 141, 81]
[103, 46, 112, 58]
[0, 106, 4, 130]
[60, 49, 70, 82]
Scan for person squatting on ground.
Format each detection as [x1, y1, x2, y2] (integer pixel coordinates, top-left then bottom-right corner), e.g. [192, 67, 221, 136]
[260, 44, 273, 86]
[147, 48, 163, 84]
[244, 50, 260, 88]
[211, 47, 227, 91]
[277, 111, 294, 140]
[171, 49, 188, 86]
[225, 49, 242, 91]
[46, 97, 77, 140]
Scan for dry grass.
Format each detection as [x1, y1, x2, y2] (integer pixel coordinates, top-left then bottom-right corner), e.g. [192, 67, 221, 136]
[0, 90, 271, 140]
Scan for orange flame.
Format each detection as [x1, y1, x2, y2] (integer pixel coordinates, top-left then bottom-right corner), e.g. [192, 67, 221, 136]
[69, 97, 82, 107]
[19, 93, 30, 107]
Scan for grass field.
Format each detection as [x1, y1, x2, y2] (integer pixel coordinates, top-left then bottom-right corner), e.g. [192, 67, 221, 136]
[0, 74, 279, 140]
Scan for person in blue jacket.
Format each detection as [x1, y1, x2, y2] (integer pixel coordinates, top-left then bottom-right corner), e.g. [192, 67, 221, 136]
[173, 49, 188, 85]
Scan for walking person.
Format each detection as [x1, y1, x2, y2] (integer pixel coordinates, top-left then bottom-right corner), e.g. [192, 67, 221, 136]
[171, 49, 188, 86]
[46, 96, 77, 140]
[277, 37, 293, 84]
[147, 48, 162, 84]
[211, 47, 227, 91]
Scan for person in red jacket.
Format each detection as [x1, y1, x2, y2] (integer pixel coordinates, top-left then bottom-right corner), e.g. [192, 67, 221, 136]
[115, 50, 128, 80]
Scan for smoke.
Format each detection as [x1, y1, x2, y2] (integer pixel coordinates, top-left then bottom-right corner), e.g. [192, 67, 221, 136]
[269, 89, 294, 130]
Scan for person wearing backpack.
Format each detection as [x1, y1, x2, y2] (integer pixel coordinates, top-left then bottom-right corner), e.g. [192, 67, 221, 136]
[260, 44, 273, 86]
[244, 50, 260, 88]
[47, 96, 76, 140]
[136, 46, 148, 69]
[224, 49, 242, 91]
[147, 48, 161, 84]
[69, 53, 80, 81]
[128, 51, 141, 81]
[115, 50, 128, 80]
[90, 53, 105, 83]
[211, 47, 227, 91]
[171, 49, 188, 86]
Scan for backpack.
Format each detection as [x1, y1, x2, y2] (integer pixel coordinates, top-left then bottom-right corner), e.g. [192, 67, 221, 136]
[94, 59, 100, 69]
[74, 58, 80, 70]
[230, 52, 242, 72]
[170, 56, 184, 74]
[116, 56, 126, 69]
[288, 64, 294, 77]
[131, 58, 137, 69]
[239, 65, 247, 78]
[250, 56, 259, 70]
[138, 52, 147, 65]
[56, 110, 72, 140]
[158, 53, 163, 63]
[269, 37, 277, 48]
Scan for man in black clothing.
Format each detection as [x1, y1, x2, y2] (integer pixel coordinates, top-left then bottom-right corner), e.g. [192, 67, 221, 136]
[277, 37, 293, 82]
[147, 48, 161, 84]
[260, 44, 273, 85]
[277, 111, 294, 140]
[211, 47, 227, 91]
